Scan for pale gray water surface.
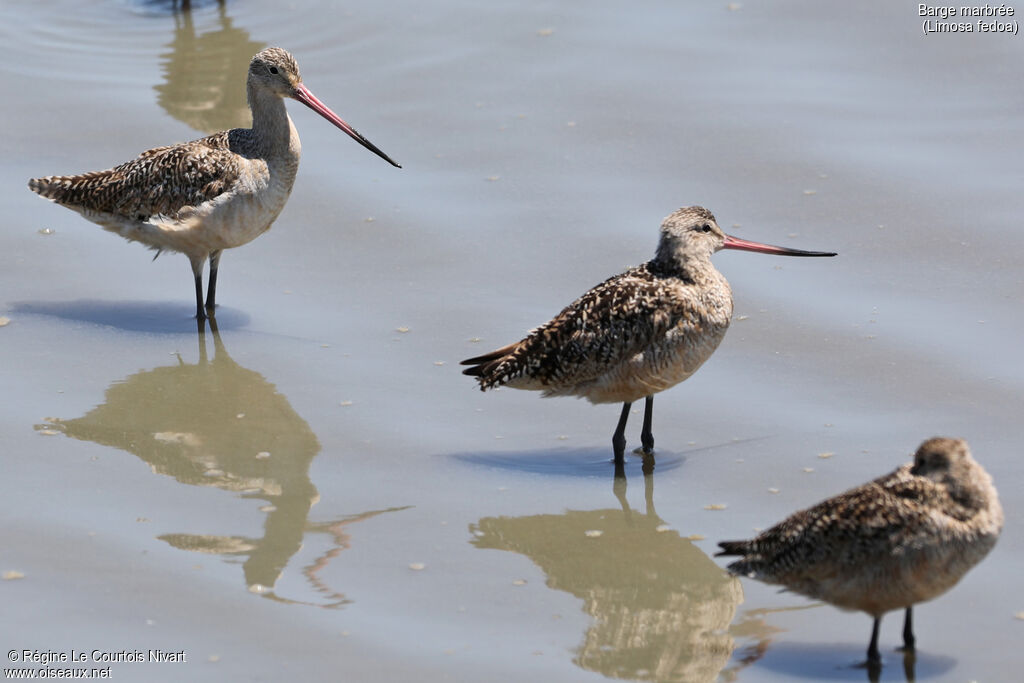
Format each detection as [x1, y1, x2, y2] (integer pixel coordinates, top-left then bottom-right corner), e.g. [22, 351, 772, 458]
[2, 1, 1022, 681]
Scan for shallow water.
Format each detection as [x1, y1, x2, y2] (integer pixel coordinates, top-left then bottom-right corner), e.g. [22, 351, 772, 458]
[2, 1, 1022, 681]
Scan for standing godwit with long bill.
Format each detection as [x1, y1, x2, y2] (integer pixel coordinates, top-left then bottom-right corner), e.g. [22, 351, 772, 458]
[461, 206, 835, 465]
[29, 47, 400, 320]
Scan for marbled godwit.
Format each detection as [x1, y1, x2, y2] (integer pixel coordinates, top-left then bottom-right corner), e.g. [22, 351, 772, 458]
[716, 437, 1002, 669]
[29, 47, 399, 320]
[461, 206, 835, 464]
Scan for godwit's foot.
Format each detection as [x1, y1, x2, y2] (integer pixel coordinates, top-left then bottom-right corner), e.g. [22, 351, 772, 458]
[612, 440, 626, 467]
[855, 656, 883, 669]
[636, 439, 655, 456]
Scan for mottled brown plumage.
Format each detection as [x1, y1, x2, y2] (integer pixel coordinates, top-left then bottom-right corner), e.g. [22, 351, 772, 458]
[29, 47, 399, 320]
[29, 131, 241, 222]
[462, 206, 836, 464]
[717, 437, 1002, 667]
[464, 259, 725, 397]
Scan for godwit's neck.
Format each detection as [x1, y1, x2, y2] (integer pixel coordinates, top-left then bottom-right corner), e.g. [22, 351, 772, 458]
[247, 82, 301, 161]
[652, 243, 719, 284]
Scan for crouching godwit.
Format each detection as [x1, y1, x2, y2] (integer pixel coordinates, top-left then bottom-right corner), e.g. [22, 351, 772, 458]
[461, 206, 835, 465]
[29, 47, 400, 320]
[716, 437, 1003, 669]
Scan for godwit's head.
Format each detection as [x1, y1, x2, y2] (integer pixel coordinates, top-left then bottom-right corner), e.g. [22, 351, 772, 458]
[248, 47, 401, 167]
[655, 206, 836, 269]
[910, 437, 1002, 520]
[911, 437, 972, 480]
[249, 47, 303, 98]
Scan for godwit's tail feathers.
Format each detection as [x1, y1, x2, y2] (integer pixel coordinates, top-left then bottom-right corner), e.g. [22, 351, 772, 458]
[460, 342, 521, 388]
[461, 342, 517, 369]
[28, 176, 50, 197]
[28, 174, 88, 203]
[28, 171, 179, 248]
[28, 170, 134, 214]
[715, 540, 752, 557]
[716, 541, 762, 576]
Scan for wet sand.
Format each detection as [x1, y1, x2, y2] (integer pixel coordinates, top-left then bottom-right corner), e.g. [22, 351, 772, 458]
[2, 1, 1022, 681]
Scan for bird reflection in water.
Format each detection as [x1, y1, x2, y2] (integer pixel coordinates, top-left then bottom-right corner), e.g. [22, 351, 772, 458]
[470, 457, 777, 682]
[154, 0, 265, 134]
[40, 319, 407, 606]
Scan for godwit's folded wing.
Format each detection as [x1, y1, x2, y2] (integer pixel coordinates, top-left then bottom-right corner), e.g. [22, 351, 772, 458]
[717, 473, 947, 581]
[28, 131, 243, 222]
[462, 265, 699, 390]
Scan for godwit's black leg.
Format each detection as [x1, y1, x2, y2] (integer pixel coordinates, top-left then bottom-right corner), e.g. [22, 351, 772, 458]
[900, 607, 915, 652]
[191, 260, 206, 321]
[640, 395, 655, 454]
[866, 616, 882, 666]
[612, 402, 631, 467]
[205, 249, 222, 316]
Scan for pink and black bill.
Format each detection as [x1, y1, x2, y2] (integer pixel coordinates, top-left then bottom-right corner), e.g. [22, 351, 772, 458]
[292, 84, 401, 168]
[722, 234, 836, 257]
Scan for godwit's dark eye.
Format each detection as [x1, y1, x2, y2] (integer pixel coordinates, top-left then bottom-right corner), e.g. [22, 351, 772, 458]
[269, 66, 280, 75]
[701, 224, 712, 233]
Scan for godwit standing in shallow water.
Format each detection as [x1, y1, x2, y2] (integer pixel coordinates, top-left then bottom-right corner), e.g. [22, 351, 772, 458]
[717, 437, 1002, 670]
[461, 206, 835, 465]
[29, 47, 400, 320]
